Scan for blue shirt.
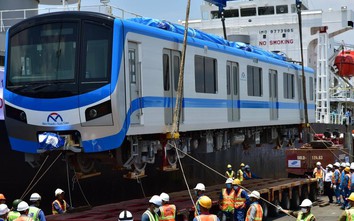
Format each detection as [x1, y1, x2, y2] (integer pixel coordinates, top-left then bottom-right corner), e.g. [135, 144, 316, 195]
[334, 169, 340, 184]
[342, 174, 350, 190]
[53, 200, 70, 214]
[340, 170, 345, 188]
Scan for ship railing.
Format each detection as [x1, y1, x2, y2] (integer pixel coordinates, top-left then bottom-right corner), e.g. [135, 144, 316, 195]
[330, 88, 354, 100]
[330, 112, 343, 125]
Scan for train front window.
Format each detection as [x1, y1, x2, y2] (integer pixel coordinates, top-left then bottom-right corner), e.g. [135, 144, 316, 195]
[8, 22, 78, 87]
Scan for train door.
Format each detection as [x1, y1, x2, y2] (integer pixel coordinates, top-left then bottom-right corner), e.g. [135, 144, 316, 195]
[227, 61, 240, 121]
[269, 69, 278, 120]
[128, 42, 141, 125]
[163, 49, 181, 125]
[298, 76, 304, 121]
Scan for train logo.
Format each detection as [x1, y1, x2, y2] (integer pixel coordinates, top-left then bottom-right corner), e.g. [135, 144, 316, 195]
[288, 160, 301, 168]
[43, 113, 69, 126]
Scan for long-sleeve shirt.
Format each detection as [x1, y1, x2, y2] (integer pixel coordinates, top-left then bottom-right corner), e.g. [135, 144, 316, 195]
[340, 170, 345, 188]
[243, 171, 260, 180]
[333, 169, 340, 184]
[342, 174, 350, 190]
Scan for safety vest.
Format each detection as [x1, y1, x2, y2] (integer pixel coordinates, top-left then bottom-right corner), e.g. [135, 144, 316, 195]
[8, 211, 21, 221]
[345, 208, 354, 221]
[226, 171, 235, 179]
[333, 169, 341, 184]
[159, 204, 176, 221]
[313, 168, 323, 179]
[143, 210, 159, 221]
[347, 174, 352, 189]
[28, 206, 40, 221]
[237, 169, 244, 182]
[195, 214, 218, 221]
[245, 202, 263, 221]
[245, 172, 252, 179]
[234, 188, 246, 209]
[296, 212, 315, 221]
[52, 199, 67, 215]
[220, 188, 235, 212]
[13, 215, 33, 221]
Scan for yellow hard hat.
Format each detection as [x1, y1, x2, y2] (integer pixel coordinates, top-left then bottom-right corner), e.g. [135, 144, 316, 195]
[227, 164, 232, 168]
[349, 193, 354, 202]
[232, 179, 241, 185]
[198, 196, 212, 209]
[240, 163, 245, 167]
[345, 167, 351, 173]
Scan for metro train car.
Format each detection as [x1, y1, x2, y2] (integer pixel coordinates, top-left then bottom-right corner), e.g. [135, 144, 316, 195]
[4, 11, 315, 173]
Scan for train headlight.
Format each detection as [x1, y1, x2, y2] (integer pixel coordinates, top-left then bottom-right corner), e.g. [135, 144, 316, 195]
[89, 109, 98, 118]
[5, 105, 27, 123]
[85, 100, 112, 121]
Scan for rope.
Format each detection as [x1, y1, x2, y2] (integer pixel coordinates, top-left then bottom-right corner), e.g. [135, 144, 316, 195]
[72, 168, 91, 207]
[136, 177, 146, 198]
[20, 154, 49, 199]
[21, 152, 63, 200]
[66, 155, 73, 207]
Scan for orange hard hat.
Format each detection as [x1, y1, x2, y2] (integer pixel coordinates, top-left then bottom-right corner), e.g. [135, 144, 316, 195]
[0, 194, 6, 200]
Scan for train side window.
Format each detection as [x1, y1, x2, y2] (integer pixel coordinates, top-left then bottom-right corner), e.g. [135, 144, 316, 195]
[309, 76, 314, 100]
[195, 55, 217, 94]
[173, 55, 180, 91]
[284, 73, 295, 99]
[276, 5, 288, 14]
[247, 65, 262, 97]
[233, 64, 239, 95]
[163, 54, 170, 91]
[240, 7, 256, 17]
[258, 6, 275, 15]
[226, 65, 231, 95]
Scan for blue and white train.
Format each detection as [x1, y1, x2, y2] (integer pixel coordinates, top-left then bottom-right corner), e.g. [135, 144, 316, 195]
[4, 12, 315, 172]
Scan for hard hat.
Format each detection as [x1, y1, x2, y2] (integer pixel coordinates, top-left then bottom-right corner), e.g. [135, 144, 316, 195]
[55, 188, 64, 196]
[348, 193, 354, 202]
[334, 162, 340, 167]
[198, 196, 212, 209]
[299, 199, 312, 207]
[316, 162, 321, 166]
[244, 165, 250, 169]
[232, 179, 241, 185]
[327, 164, 333, 169]
[240, 163, 245, 167]
[346, 162, 351, 167]
[345, 167, 351, 173]
[17, 201, 29, 212]
[225, 178, 233, 184]
[149, 195, 162, 206]
[194, 183, 205, 191]
[249, 191, 260, 199]
[118, 210, 133, 221]
[160, 192, 169, 202]
[0, 194, 5, 200]
[341, 162, 347, 168]
[227, 164, 232, 168]
[12, 199, 22, 210]
[30, 193, 41, 202]
[351, 164, 354, 170]
[0, 204, 9, 216]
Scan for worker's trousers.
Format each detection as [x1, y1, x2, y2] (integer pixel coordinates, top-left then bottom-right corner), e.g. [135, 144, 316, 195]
[342, 188, 350, 208]
[234, 208, 246, 221]
[220, 211, 233, 221]
[334, 183, 341, 204]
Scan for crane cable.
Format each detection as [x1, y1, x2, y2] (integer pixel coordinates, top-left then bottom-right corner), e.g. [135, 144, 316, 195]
[168, 141, 297, 218]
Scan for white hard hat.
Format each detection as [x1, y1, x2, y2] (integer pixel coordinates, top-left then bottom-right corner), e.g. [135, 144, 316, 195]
[334, 162, 340, 167]
[55, 188, 64, 196]
[0, 204, 9, 216]
[149, 195, 162, 206]
[30, 193, 41, 202]
[160, 192, 169, 202]
[316, 162, 321, 166]
[350, 163, 354, 170]
[249, 191, 260, 199]
[346, 162, 351, 167]
[17, 201, 29, 212]
[299, 199, 312, 207]
[341, 162, 347, 168]
[225, 178, 233, 184]
[327, 164, 333, 169]
[194, 183, 205, 191]
[118, 210, 133, 221]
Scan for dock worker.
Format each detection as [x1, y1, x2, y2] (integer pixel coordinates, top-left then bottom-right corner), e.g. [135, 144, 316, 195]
[243, 165, 260, 180]
[0, 194, 6, 205]
[8, 199, 21, 221]
[232, 179, 250, 221]
[193, 196, 220, 221]
[159, 192, 176, 221]
[119, 210, 134, 221]
[313, 162, 325, 195]
[0, 204, 10, 221]
[237, 163, 245, 182]
[194, 183, 205, 216]
[225, 164, 235, 179]
[279, 199, 315, 221]
[14, 201, 33, 221]
[219, 178, 234, 221]
[52, 188, 69, 215]
[333, 162, 342, 204]
[341, 167, 351, 210]
[324, 164, 334, 203]
[338, 192, 354, 221]
[245, 191, 263, 221]
[28, 193, 46, 221]
[142, 195, 162, 221]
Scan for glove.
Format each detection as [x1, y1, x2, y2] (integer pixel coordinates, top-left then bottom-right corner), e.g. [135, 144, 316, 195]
[333, 185, 337, 189]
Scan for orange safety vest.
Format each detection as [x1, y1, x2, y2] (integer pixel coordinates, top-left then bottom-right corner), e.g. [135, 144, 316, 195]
[313, 168, 323, 179]
[332, 169, 341, 184]
[159, 204, 176, 221]
[220, 188, 235, 212]
[195, 214, 218, 221]
[347, 174, 352, 189]
[245, 203, 263, 221]
[245, 172, 252, 179]
[13, 216, 33, 221]
[234, 188, 246, 209]
[52, 199, 67, 215]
